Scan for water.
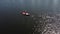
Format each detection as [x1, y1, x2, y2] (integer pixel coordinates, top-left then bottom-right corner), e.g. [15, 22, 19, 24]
[0, 0, 60, 34]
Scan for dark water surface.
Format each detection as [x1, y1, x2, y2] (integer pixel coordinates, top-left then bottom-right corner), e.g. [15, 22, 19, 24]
[0, 0, 60, 34]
